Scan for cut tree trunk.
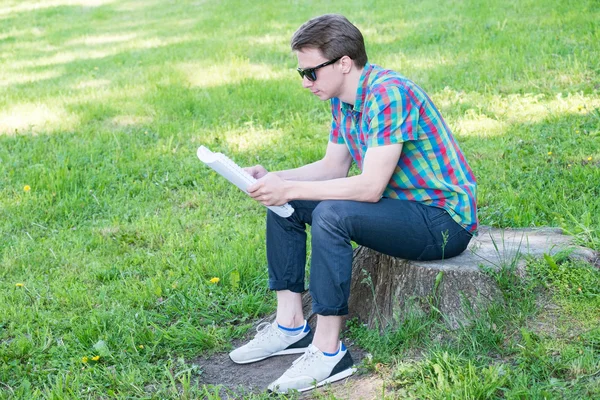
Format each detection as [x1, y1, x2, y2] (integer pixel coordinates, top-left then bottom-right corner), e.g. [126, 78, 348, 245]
[300, 227, 598, 329]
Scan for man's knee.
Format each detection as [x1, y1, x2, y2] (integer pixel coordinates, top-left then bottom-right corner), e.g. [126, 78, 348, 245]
[312, 200, 350, 232]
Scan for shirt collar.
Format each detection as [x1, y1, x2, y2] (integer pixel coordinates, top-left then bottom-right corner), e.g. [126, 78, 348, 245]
[341, 62, 373, 113]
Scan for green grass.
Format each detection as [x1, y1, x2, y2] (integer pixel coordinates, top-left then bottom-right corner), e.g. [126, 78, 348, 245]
[349, 257, 600, 399]
[1, 0, 599, 398]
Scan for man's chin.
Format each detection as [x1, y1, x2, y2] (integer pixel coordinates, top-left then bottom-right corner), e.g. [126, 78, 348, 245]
[313, 91, 330, 101]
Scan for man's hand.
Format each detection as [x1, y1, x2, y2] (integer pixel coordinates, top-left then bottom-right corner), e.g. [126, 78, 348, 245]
[247, 173, 290, 206]
[244, 165, 269, 179]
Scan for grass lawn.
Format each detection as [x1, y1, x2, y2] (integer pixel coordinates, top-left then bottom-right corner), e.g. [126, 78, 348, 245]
[1, 0, 599, 398]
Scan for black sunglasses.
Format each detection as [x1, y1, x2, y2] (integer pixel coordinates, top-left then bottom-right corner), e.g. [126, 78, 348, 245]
[297, 57, 342, 81]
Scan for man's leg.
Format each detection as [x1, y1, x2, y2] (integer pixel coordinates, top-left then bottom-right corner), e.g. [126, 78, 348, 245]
[266, 200, 320, 328]
[308, 199, 472, 352]
[270, 199, 470, 393]
[229, 201, 319, 364]
[312, 315, 343, 353]
[265, 199, 473, 393]
[275, 290, 303, 329]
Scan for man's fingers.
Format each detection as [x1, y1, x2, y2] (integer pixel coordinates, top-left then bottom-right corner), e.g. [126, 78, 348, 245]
[249, 190, 268, 202]
[247, 181, 261, 193]
[251, 193, 272, 204]
[244, 165, 267, 179]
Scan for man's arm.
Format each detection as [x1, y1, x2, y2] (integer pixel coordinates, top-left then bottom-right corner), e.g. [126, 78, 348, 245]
[248, 143, 403, 205]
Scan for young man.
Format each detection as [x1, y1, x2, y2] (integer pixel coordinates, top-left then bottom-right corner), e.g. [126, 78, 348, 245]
[231, 14, 477, 394]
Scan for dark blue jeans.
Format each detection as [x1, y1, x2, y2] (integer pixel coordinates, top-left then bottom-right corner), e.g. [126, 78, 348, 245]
[266, 199, 473, 316]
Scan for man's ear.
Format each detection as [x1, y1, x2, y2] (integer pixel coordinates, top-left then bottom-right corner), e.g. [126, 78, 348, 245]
[340, 56, 353, 74]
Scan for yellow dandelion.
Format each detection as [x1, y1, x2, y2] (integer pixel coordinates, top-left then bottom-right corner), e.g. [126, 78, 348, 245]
[15, 283, 24, 287]
[588, 157, 593, 161]
[91, 356, 100, 361]
[547, 152, 552, 156]
[82, 356, 89, 363]
[575, 130, 580, 133]
[568, 164, 572, 167]
[209, 277, 220, 284]
[138, 345, 144, 349]
[23, 185, 31, 192]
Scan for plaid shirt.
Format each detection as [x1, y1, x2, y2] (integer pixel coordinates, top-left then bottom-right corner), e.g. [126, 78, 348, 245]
[330, 63, 478, 233]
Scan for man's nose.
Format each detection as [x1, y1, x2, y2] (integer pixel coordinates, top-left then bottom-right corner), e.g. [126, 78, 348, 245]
[302, 76, 313, 88]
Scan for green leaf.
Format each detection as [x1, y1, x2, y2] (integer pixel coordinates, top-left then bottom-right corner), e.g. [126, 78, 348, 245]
[93, 340, 111, 357]
[229, 270, 240, 290]
[543, 253, 558, 271]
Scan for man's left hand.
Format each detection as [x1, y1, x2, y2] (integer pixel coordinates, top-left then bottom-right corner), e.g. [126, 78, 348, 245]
[247, 173, 290, 206]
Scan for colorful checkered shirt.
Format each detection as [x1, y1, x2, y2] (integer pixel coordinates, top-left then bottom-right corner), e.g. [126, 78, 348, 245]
[330, 63, 478, 233]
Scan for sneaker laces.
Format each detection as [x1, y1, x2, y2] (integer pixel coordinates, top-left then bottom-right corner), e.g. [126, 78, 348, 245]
[255, 321, 272, 334]
[246, 321, 276, 346]
[288, 345, 320, 373]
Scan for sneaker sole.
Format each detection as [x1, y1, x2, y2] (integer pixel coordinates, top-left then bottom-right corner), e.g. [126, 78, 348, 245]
[229, 347, 308, 365]
[275, 366, 356, 393]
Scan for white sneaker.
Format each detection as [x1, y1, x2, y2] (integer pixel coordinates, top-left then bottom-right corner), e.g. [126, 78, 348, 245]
[267, 342, 356, 393]
[229, 321, 313, 364]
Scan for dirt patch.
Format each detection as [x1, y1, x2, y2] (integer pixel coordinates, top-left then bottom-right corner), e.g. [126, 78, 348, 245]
[306, 374, 388, 400]
[194, 339, 386, 399]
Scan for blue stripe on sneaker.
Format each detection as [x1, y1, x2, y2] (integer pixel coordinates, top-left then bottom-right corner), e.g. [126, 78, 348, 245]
[278, 323, 304, 336]
[323, 345, 340, 357]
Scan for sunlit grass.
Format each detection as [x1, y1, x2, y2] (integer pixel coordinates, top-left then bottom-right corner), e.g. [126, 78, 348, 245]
[0, 103, 79, 135]
[435, 89, 600, 137]
[177, 60, 290, 88]
[0, 69, 63, 88]
[0, 0, 115, 17]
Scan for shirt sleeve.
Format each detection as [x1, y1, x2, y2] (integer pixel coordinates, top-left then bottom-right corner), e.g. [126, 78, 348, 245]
[365, 85, 419, 147]
[329, 97, 346, 144]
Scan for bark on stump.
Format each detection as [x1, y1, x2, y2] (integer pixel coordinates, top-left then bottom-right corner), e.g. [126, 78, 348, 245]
[301, 227, 598, 330]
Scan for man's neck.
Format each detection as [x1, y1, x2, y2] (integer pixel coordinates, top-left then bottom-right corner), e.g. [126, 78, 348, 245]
[338, 66, 364, 106]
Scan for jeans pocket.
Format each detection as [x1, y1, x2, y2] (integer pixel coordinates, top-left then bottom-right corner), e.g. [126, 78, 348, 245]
[426, 207, 451, 229]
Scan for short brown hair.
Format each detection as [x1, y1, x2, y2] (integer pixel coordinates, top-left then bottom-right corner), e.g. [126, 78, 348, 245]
[291, 14, 368, 68]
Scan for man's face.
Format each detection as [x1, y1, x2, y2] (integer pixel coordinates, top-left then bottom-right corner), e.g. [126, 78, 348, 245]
[296, 48, 343, 101]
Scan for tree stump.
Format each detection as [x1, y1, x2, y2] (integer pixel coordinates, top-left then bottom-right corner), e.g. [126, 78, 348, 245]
[301, 227, 598, 330]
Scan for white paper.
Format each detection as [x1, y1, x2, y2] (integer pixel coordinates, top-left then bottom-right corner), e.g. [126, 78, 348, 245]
[197, 146, 295, 218]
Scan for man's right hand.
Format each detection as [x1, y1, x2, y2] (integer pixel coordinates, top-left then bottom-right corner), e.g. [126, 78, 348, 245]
[244, 165, 268, 179]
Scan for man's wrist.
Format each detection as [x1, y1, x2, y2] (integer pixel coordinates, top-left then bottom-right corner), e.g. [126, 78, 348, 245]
[273, 170, 288, 180]
[283, 180, 297, 202]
